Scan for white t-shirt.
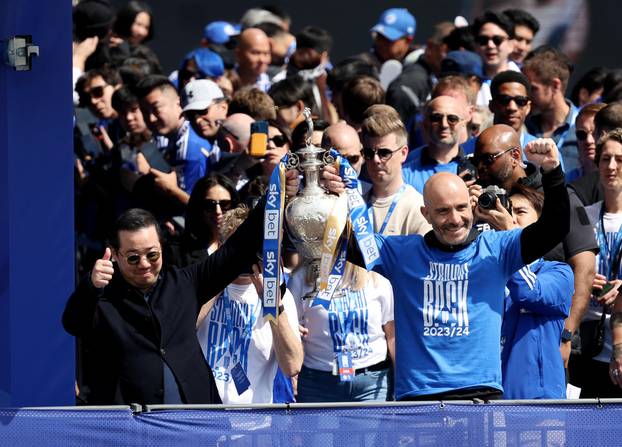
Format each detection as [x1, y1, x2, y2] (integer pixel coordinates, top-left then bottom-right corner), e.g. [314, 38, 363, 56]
[197, 282, 300, 404]
[288, 268, 394, 371]
[365, 183, 431, 236]
[585, 201, 622, 363]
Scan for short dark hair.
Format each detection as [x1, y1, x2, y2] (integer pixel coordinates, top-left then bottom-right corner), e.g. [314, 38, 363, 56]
[491, 70, 532, 97]
[342, 76, 385, 126]
[113, 1, 154, 42]
[570, 67, 608, 105]
[503, 9, 540, 34]
[523, 46, 572, 90]
[109, 208, 162, 250]
[135, 74, 177, 99]
[118, 57, 155, 87]
[471, 11, 514, 38]
[254, 21, 286, 38]
[443, 26, 476, 52]
[84, 66, 122, 87]
[111, 86, 139, 113]
[509, 184, 544, 216]
[296, 26, 332, 54]
[269, 76, 314, 108]
[595, 102, 622, 135]
[327, 57, 379, 94]
[228, 86, 276, 121]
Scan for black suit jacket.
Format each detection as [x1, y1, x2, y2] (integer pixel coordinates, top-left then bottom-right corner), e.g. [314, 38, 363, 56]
[63, 204, 263, 405]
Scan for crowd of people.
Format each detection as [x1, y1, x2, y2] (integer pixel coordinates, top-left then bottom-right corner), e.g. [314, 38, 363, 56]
[66, 0, 622, 405]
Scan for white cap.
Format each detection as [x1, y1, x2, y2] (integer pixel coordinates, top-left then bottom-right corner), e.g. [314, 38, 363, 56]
[182, 79, 224, 112]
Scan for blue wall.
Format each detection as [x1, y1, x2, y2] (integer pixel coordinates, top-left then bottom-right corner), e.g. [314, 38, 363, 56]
[0, 0, 74, 405]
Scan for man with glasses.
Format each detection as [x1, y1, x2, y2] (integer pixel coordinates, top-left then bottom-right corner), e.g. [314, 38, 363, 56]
[361, 105, 430, 236]
[471, 11, 521, 106]
[402, 96, 467, 194]
[321, 121, 364, 175]
[64, 173, 299, 404]
[472, 125, 597, 374]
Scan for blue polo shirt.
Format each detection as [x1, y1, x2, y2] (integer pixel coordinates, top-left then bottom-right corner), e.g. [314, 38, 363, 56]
[403, 145, 470, 194]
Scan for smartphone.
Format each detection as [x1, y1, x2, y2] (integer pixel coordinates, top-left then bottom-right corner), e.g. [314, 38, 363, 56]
[457, 157, 478, 182]
[249, 121, 268, 158]
[89, 123, 103, 141]
[596, 282, 616, 298]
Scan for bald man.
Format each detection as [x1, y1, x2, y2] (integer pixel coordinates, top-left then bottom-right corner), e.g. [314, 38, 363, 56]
[402, 96, 469, 193]
[473, 125, 598, 373]
[327, 136, 569, 400]
[235, 28, 272, 92]
[322, 121, 363, 174]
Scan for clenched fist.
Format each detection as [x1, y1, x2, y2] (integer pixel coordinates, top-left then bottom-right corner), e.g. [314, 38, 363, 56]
[524, 138, 560, 173]
[91, 247, 114, 289]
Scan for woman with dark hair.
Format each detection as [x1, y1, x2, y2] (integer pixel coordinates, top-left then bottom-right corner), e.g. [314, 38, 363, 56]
[112, 1, 154, 46]
[167, 173, 239, 267]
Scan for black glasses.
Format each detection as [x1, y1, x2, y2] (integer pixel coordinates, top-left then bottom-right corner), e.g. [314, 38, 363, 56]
[576, 130, 591, 141]
[268, 135, 288, 148]
[473, 146, 517, 166]
[124, 250, 161, 266]
[428, 113, 462, 126]
[86, 85, 106, 99]
[204, 199, 232, 213]
[476, 35, 508, 47]
[185, 107, 211, 121]
[361, 146, 402, 161]
[495, 94, 530, 108]
[345, 154, 361, 165]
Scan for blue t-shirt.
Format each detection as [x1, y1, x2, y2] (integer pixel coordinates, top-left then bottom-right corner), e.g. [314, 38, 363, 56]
[372, 229, 523, 399]
[403, 146, 465, 194]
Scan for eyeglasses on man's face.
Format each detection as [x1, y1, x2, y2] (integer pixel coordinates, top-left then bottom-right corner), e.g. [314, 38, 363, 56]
[473, 146, 517, 166]
[494, 94, 530, 108]
[476, 34, 508, 47]
[361, 146, 402, 162]
[428, 113, 462, 126]
[122, 250, 161, 266]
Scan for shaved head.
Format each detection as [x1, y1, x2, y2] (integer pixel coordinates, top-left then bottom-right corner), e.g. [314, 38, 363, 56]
[474, 124, 523, 190]
[322, 121, 363, 173]
[238, 28, 270, 49]
[421, 172, 473, 246]
[236, 28, 271, 79]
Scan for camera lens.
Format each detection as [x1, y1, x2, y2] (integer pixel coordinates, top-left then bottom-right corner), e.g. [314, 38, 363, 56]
[478, 191, 497, 210]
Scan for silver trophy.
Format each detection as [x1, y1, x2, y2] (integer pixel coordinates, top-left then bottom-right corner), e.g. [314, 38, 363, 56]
[285, 108, 338, 298]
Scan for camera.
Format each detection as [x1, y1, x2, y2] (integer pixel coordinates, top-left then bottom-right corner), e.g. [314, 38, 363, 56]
[478, 185, 512, 213]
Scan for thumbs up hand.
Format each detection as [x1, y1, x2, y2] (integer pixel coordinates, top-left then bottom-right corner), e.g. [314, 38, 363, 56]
[91, 247, 114, 289]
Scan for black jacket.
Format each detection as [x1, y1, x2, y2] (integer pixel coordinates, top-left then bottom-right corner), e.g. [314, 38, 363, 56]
[63, 204, 263, 405]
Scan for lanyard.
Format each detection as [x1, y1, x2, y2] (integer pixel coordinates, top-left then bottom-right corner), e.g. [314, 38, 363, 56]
[368, 184, 406, 235]
[597, 203, 622, 280]
[333, 289, 361, 348]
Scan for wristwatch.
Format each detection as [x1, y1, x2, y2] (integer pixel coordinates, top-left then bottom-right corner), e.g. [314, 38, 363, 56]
[561, 328, 573, 343]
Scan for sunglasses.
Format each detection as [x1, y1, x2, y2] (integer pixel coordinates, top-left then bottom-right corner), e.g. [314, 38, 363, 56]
[361, 146, 402, 161]
[495, 94, 530, 107]
[428, 113, 462, 126]
[476, 35, 508, 47]
[473, 146, 517, 166]
[268, 135, 288, 148]
[185, 107, 212, 121]
[345, 154, 361, 165]
[86, 85, 106, 99]
[576, 129, 591, 141]
[204, 199, 232, 213]
[124, 250, 161, 266]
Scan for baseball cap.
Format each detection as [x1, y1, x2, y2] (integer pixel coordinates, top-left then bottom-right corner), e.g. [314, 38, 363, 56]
[182, 79, 224, 112]
[370, 8, 416, 41]
[181, 48, 225, 78]
[203, 21, 241, 45]
[441, 51, 483, 78]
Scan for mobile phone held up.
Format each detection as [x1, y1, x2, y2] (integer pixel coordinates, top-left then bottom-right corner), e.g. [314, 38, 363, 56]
[249, 120, 268, 158]
[457, 156, 478, 182]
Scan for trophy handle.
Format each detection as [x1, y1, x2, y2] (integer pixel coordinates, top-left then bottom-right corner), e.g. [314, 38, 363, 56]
[285, 152, 300, 171]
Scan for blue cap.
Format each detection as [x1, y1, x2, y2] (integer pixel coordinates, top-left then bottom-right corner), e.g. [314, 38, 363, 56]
[203, 21, 241, 45]
[370, 8, 416, 41]
[181, 48, 225, 78]
[441, 51, 483, 78]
